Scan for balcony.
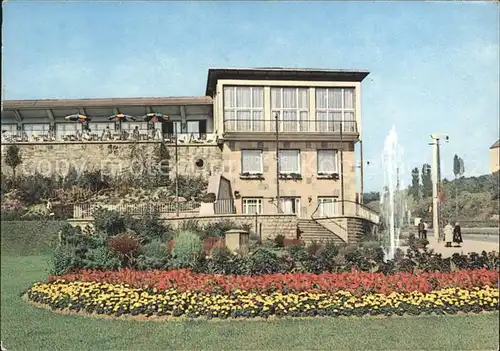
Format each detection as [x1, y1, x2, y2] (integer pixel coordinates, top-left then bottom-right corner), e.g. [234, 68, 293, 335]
[222, 119, 359, 142]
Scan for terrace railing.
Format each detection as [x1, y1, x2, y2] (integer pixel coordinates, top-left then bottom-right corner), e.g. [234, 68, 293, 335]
[223, 119, 358, 134]
[73, 201, 201, 219]
[311, 200, 380, 224]
[1, 131, 218, 144]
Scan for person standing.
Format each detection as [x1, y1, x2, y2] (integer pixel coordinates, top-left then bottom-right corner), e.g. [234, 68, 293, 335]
[423, 221, 428, 240]
[444, 221, 454, 247]
[417, 219, 425, 240]
[453, 222, 463, 247]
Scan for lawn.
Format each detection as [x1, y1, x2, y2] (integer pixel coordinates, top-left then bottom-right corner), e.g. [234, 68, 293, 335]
[0, 255, 498, 350]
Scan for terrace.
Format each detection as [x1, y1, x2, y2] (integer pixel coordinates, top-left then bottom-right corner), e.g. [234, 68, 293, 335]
[1, 96, 219, 145]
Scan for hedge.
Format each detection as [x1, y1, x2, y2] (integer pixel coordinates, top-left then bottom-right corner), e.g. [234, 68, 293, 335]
[1, 220, 66, 256]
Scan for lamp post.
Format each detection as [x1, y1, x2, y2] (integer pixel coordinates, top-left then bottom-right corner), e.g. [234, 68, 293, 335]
[175, 123, 180, 217]
[275, 112, 281, 211]
[429, 133, 449, 242]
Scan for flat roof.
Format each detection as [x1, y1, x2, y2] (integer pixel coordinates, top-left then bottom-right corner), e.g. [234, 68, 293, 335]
[2, 96, 212, 110]
[205, 67, 370, 95]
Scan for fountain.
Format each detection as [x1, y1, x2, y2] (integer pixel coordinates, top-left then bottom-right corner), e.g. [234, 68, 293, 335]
[379, 126, 408, 261]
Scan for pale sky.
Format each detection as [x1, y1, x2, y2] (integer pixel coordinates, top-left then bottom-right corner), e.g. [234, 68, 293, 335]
[2, 1, 499, 191]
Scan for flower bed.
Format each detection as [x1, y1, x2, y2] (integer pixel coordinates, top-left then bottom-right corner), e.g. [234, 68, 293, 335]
[27, 281, 499, 319]
[49, 268, 499, 295]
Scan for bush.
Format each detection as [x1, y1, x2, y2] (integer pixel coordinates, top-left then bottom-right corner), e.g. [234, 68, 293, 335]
[136, 240, 170, 270]
[248, 248, 290, 275]
[82, 246, 121, 270]
[50, 245, 77, 275]
[125, 215, 172, 244]
[92, 208, 127, 236]
[170, 230, 203, 269]
[108, 232, 141, 267]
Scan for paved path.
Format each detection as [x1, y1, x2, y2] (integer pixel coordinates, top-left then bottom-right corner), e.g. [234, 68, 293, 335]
[399, 236, 498, 258]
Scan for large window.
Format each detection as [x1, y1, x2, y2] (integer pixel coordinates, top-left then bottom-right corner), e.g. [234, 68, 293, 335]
[279, 150, 301, 174]
[88, 122, 115, 135]
[23, 123, 51, 134]
[242, 198, 263, 214]
[317, 149, 339, 174]
[279, 197, 301, 216]
[271, 87, 309, 132]
[55, 123, 79, 139]
[318, 197, 338, 217]
[1, 124, 18, 136]
[316, 88, 356, 132]
[224, 86, 264, 132]
[241, 150, 263, 174]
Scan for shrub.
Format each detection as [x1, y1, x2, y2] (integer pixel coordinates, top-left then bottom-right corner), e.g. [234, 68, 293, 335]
[248, 248, 290, 275]
[136, 240, 170, 270]
[274, 235, 285, 248]
[50, 245, 77, 275]
[170, 230, 203, 269]
[125, 215, 172, 244]
[93, 208, 126, 236]
[82, 246, 121, 270]
[108, 232, 141, 267]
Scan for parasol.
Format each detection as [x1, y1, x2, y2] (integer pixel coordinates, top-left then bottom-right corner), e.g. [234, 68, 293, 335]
[143, 112, 169, 123]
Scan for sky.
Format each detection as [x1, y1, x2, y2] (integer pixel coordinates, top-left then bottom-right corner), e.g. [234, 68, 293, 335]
[2, 1, 499, 192]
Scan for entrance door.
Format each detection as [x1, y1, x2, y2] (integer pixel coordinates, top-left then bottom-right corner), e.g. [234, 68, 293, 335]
[280, 197, 301, 217]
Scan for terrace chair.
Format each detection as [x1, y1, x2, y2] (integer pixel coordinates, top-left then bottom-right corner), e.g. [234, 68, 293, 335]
[205, 134, 218, 144]
[177, 134, 189, 143]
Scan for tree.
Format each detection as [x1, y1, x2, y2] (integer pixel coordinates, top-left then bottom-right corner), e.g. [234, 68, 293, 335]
[421, 163, 432, 198]
[453, 154, 465, 218]
[5, 145, 22, 182]
[408, 167, 421, 200]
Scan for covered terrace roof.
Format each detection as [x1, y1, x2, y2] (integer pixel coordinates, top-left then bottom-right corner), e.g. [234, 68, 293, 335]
[1, 96, 213, 122]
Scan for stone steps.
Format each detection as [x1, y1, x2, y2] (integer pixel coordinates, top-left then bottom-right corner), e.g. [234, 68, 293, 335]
[298, 219, 345, 245]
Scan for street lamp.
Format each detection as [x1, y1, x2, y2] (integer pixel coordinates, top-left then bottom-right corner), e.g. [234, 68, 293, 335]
[429, 133, 449, 242]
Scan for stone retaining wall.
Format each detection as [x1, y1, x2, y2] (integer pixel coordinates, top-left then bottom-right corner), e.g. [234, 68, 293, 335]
[1, 143, 223, 179]
[67, 213, 298, 240]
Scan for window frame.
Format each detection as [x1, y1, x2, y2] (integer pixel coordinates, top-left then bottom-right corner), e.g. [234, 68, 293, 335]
[242, 197, 263, 215]
[317, 149, 339, 175]
[241, 149, 264, 175]
[223, 86, 265, 132]
[271, 87, 309, 132]
[315, 87, 356, 132]
[278, 149, 301, 174]
[318, 197, 339, 217]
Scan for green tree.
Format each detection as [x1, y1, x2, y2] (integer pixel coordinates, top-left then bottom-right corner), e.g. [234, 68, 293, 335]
[5, 145, 22, 182]
[453, 154, 465, 218]
[421, 163, 432, 198]
[408, 167, 421, 200]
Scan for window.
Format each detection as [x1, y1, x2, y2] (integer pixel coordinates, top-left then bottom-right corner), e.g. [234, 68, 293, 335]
[186, 120, 207, 138]
[318, 197, 338, 217]
[241, 150, 263, 174]
[315, 88, 356, 132]
[279, 150, 301, 174]
[122, 122, 148, 134]
[87, 122, 115, 135]
[1, 124, 18, 137]
[55, 123, 79, 139]
[242, 198, 263, 214]
[271, 87, 309, 132]
[224, 86, 264, 132]
[279, 197, 301, 216]
[23, 123, 51, 136]
[317, 150, 338, 174]
[164, 121, 182, 136]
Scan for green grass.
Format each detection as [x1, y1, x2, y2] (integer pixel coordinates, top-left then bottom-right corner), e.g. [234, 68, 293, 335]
[0, 220, 64, 255]
[1, 255, 499, 350]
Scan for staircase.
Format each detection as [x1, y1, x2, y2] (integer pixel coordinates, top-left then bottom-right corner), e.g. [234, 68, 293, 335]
[297, 219, 346, 245]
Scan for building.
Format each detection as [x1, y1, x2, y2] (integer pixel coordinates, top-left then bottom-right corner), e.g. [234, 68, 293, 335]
[490, 140, 499, 173]
[1, 67, 378, 242]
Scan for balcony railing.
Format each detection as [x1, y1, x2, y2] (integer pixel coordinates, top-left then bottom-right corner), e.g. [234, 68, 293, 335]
[223, 119, 358, 133]
[1, 131, 218, 144]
